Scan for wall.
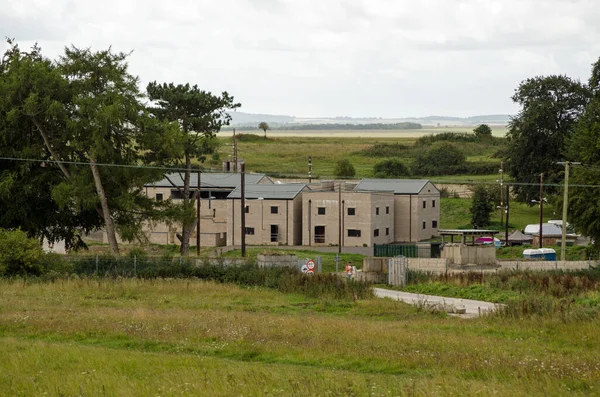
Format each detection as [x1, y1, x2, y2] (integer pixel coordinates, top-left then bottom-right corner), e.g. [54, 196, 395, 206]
[497, 260, 596, 271]
[302, 191, 394, 247]
[442, 244, 496, 265]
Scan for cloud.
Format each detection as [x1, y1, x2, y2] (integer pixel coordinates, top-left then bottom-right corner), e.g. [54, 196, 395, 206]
[1, 0, 599, 117]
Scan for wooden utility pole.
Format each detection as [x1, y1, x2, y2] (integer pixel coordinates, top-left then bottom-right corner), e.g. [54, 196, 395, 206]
[505, 184, 510, 247]
[241, 163, 246, 257]
[499, 161, 504, 224]
[538, 173, 544, 249]
[338, 181, 342, 254]
[308, 156, 312, 183]
[196, 169, 201, 256]
[233, 128, 238, 172]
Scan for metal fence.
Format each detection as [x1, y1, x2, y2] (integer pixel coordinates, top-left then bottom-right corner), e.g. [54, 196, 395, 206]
[374, 243, 442, 258]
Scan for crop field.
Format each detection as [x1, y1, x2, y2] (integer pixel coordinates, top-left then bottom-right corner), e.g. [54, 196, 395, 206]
[1, 278, 599, 396]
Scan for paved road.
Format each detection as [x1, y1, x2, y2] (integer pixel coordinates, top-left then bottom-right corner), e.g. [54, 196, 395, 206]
[373, 288, 500, 317]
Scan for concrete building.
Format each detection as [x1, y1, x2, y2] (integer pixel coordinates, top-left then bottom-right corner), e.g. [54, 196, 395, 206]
[302, 187, 395, 247]
[143, 172, 272, 246]
[227, 183, 308, 246]
[355, 179, 440, 242]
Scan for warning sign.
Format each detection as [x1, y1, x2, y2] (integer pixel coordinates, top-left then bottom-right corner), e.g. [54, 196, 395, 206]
[302, 259, 316, 274]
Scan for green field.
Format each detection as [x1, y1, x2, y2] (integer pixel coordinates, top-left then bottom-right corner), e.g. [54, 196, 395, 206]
[213, 133, 505, 180]
[1, 278, 598, 396]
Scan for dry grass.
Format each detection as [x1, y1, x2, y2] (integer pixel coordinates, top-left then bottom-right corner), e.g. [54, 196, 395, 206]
[1, 278, 599, 396]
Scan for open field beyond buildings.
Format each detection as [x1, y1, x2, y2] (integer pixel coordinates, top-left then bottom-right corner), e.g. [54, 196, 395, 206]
[213, 132, 506, 180]
[1, 278, 599, 396]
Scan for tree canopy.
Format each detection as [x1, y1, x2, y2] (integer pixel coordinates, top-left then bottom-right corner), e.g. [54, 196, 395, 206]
[145, 82, 240, 255]
[505, 75, 589, 203]
[473, 124, 492, 139]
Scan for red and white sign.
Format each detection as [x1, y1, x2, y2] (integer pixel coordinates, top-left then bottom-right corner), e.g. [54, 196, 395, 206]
[302, 259, 316, 274]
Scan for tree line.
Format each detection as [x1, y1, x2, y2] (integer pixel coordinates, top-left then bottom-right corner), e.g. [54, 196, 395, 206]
[0, 39, 239, 256]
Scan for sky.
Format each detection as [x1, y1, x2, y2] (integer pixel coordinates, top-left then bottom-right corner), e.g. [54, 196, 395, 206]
[2, 0, 600, 118]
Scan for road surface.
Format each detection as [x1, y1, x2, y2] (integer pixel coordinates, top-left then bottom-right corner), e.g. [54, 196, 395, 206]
[373, 288, 500, 318]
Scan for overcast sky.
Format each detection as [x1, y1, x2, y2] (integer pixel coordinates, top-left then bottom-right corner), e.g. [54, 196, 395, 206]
[2, 0, 600, 118]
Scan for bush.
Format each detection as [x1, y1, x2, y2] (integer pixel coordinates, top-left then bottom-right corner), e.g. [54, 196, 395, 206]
[411, 143, 467, 176]
[360, 143, 409, 157]
[373, 159, 411, 178]
[0, 229, 44, 276]
[473, 124, 493, 139]
[236, 134, 266, 142]
[334, 159, 356, 178]
[470, 185, 494, 227]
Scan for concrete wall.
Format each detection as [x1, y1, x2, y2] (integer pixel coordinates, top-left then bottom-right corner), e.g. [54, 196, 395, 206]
[497, 260, 596, 271]
[227, 196, 302, 246]
[257, 254, 298, 268]
[302, 191, 395, 247]
[442, 243, 496, 265]
[393, 182, 440, 243]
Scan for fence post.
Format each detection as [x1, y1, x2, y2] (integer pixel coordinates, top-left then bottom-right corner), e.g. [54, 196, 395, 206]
[95, 255, 99, 274]
[555, 260, 558, 271]
[445, 257, 448, 277]
[134, 255, 137, 278]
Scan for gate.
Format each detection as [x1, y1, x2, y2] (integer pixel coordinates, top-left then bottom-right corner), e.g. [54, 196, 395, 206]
[388, 256, 408, 287]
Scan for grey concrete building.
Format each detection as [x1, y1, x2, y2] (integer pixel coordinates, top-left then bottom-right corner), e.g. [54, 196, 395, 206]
[227, 183, 307, 246]
[355, 179, 440, 242]
[302, 187, 395, 247]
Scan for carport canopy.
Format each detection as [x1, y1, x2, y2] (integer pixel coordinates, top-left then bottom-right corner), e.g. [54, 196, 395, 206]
[439, 229, 500, 245]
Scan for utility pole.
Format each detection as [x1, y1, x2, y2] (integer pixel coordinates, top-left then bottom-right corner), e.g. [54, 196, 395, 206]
[338, 182, 342, 254]
[196, 168, 201, 256]
[499, 161, 504, 224]
[240, 163, 246, 257]
[539, 173, 544, 249]
[308, 156, 312, 183]
[233, 128, 238, 172]
[505, 184, 510, 247]
[557, 161, 581, 261]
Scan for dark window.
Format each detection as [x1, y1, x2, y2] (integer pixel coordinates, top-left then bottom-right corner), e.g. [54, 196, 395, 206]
[270, 206, 278, 214]
[423, 200, 426, 209]
[318, 207, 326, 215]
[432, 220, 438, 228]
[386, 227, 390, 236]
[155, 193, 163, 201]
[347, 208, 356, 216]
[348, 229, 361, 237]
[245, 227, 255, 235]
[422, 221, 426, 230]
[376, 207, 380, 215]
[386, 206, 390, 214]
[245, 206, 250, 213]
[314, 226, 325, 243]
[374, 229, 379, 237]
[432, 200, 436, 208]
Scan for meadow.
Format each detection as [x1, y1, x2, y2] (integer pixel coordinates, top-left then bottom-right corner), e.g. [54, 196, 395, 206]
[1, 277, 599, 396]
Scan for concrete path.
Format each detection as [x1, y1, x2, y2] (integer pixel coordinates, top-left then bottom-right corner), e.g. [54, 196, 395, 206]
[373, 288, 500, 318]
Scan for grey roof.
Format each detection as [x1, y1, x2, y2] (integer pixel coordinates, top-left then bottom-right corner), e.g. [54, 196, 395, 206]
[439, 229, 500, 236]
[355, 179, 437, 195]
[508, 230, 534, 242]
[147, 173, 271, 189]
[228, 183, 307, 200]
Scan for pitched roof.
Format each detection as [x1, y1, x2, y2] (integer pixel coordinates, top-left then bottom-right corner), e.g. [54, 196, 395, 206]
[148, 173, 271, 189]
[508, 230, 534, 242]
[524, 223, 563, 237]
[355, 179, 436, 195]
[228, 183, 307, 200]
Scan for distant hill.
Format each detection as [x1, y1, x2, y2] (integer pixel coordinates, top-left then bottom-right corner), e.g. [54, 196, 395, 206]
[226, 112, 512, 128]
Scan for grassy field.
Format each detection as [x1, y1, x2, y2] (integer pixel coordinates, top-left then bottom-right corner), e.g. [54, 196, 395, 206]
[213, 134, 504, 180]
[1, 278, 599, 396]
[441, 197, 553, 231]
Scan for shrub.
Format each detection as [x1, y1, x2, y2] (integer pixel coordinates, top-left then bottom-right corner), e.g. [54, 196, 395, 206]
[0, 229, 44, 276]
[373, 159, 411, 178]
[236, 134, 265, 142]
[473, 124, 493, 139]
[470, 185, 494, 227]
[411, 143, 467, 176]
[360, 143, 409, 157]
[334, 159, 356, 178]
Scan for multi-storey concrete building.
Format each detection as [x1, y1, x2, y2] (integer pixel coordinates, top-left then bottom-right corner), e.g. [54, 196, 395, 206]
[143, 172, 272, 246]
[355, 179, 440, 242]
[302, 187, 395, 247]
[226, 183, 307, 246]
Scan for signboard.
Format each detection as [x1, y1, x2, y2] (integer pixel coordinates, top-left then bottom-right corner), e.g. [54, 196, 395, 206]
[302, 259, 316, 274]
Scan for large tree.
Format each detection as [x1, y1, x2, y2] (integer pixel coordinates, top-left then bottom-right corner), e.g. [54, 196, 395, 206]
[0, 41, 163, 254]
[505, 75, 589, 203]
[564, 58, 600, 249]
[145, 82, 240, 256]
